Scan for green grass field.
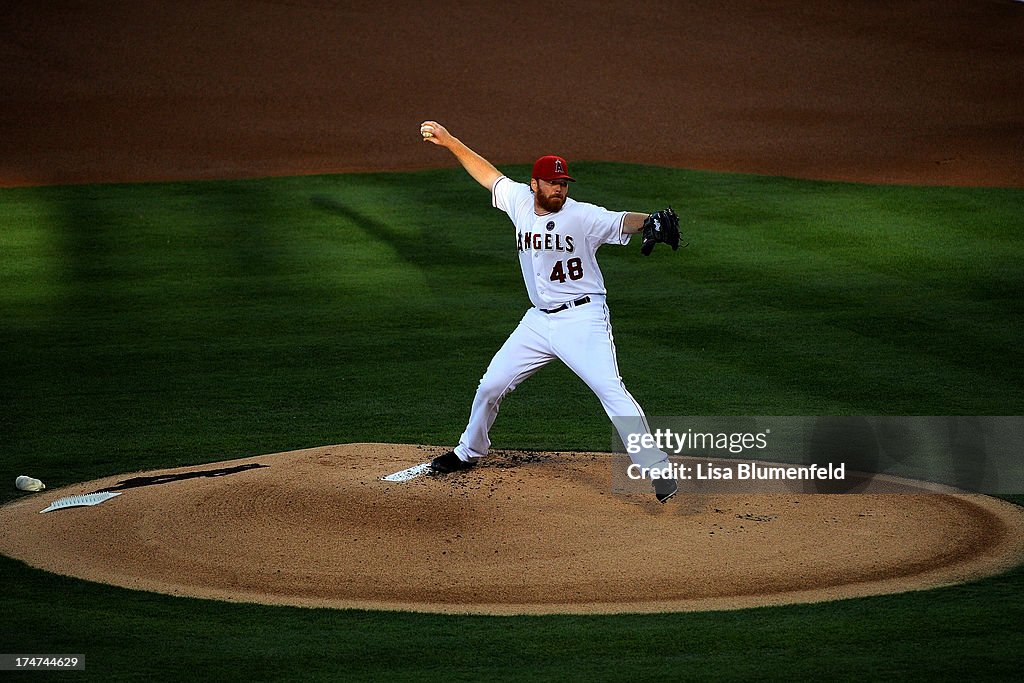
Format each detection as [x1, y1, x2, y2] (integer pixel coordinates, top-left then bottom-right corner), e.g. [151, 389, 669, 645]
[1, 165, 1022, 680]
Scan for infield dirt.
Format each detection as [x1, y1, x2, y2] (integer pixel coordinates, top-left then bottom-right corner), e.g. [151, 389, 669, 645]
[1, 1, 1022, 188]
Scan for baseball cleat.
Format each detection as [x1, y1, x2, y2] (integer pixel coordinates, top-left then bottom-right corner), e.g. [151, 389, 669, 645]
[654, 478, 678, 504]
[430, 450, 476, 474]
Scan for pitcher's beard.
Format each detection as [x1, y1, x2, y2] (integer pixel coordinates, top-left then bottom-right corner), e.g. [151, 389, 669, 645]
[536, 193, 565, 213]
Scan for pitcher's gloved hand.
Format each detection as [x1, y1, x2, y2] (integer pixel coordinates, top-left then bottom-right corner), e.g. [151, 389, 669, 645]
[640, 207, 682, 256]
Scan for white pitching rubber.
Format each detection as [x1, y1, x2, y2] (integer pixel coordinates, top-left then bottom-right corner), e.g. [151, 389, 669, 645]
[40, 491, 122, 513]
[381, 462, 432, 482]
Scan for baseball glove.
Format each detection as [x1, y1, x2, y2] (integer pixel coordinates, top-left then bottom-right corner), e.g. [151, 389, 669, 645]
[640, 207, 682, 256]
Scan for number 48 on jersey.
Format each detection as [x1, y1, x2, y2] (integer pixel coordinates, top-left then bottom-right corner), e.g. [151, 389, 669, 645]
[550, 257, 584, 283]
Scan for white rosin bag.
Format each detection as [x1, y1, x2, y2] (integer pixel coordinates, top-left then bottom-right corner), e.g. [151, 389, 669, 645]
[15, 476, 45, 492]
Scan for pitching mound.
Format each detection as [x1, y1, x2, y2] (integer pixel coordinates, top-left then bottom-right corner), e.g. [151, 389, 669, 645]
[2, 443, 1022, 615]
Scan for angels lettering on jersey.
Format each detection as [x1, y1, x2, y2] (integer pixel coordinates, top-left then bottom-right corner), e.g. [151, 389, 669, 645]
[517, 225, 575, 254]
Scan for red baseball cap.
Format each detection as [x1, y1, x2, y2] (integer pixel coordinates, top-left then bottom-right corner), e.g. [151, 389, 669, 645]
[532, 155, 576, 182]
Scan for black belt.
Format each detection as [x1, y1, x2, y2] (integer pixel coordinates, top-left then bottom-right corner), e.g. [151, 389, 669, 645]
[541, 296, 591, 314]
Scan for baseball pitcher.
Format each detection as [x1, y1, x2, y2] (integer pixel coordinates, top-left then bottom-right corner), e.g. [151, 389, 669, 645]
[420, 121, 682, 503]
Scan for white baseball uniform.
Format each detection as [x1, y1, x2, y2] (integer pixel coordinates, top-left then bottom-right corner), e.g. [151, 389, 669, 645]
[453, 175, 670, 469]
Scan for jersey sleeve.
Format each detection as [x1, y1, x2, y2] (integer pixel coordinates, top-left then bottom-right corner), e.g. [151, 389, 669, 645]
[586, 206, 631, 247]
[492, 176, 536, 227]
[491, 176, 523, 212]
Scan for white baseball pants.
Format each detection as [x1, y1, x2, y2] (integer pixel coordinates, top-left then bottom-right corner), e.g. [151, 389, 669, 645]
[453, 296, 669, 468]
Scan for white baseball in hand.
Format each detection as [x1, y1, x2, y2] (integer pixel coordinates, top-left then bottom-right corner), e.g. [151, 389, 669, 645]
[420, 125, 434, 139]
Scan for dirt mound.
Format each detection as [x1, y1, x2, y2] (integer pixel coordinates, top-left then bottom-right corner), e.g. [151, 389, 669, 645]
[2, 444, 1022, 615]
